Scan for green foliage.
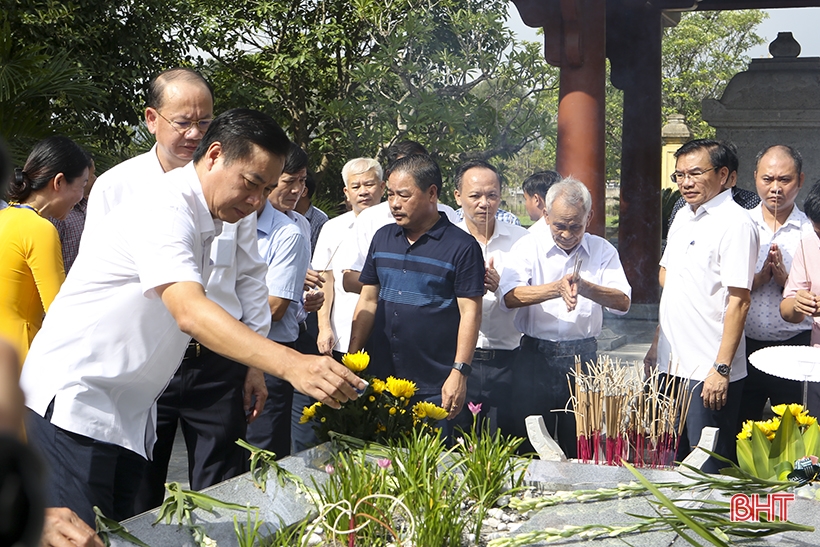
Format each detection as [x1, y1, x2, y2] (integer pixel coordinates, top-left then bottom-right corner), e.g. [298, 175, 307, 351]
[94, 506, 152, 547]
[236, 438, 304, 493]
[661, 10, 767, 138]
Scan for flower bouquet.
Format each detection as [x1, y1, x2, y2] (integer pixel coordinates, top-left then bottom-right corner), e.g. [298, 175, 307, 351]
[736, 403, 820, 483]
[299, 351, 449, 444]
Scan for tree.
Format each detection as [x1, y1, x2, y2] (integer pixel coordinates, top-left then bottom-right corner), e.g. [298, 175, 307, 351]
[194, 0, 559, 203]
[1, 0, 195, 167]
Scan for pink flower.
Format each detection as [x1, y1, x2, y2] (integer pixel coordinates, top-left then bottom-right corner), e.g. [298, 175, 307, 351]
[325, 464, 335, 475]
[468, 401, 482, 416]
[376, 458, 392, 469]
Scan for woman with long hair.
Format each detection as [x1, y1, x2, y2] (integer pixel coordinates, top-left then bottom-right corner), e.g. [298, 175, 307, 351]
[0, 136, 89, 367]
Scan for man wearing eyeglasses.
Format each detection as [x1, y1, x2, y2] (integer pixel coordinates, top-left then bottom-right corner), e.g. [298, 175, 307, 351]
[85, 68, 270, 515]
[645, 139, 759, 473]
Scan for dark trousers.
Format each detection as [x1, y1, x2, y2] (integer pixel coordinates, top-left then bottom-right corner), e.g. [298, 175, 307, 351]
[290, 347, 341, 454]
[134, 346, 249, 514]
[246, 341, 296, 459]
[452, 348, 516, 436]
[737, 331, 811, 429]
[26, 403, 146, 527]
[510, 335, 597, 457]
[674, 375, 745, 474]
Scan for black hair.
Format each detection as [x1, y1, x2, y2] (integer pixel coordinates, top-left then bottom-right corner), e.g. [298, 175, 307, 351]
[674, 139, 734, 173]
[385, 154, 442, 197]
[8, 136, 88, 202]
[304, 173, 317, 198]
[755, 144, 803, 176]
[453, 160, 500, 192]
[384, 139, 428, 169]
[192, 108, 291, 166]
[283, 143, 309, 175]
[522, 170, 562, 200]
[804, 181, 820, 224]
[146, 67, 214, 110]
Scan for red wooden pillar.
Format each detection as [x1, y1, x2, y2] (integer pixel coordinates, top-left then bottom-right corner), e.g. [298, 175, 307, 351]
[513, 0, 607, 236]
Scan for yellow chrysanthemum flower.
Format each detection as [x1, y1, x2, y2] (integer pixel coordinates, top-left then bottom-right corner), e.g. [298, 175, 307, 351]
[389, 407, 397, 415]
[412, 401, 448, 421]
[300, 402, 322, 424]
[386, 376, 417, 399]
[772, 403, 806, 418]
[737, 420, 753, 441]
[755, 417, 780, 440]
[341, 350, 370, 372]
[371, 378, 386, 394]
[771, 404, 788, 417]
[796, 413, 818, 427]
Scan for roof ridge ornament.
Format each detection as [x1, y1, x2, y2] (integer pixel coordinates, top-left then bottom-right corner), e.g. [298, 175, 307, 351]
[769, 32, 801, 58]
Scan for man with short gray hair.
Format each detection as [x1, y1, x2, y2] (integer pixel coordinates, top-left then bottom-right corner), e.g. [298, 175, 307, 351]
[500, 177, 631, 456]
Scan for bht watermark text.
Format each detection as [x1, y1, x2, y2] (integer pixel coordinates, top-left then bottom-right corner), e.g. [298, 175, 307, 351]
[730, 493, 795, 522]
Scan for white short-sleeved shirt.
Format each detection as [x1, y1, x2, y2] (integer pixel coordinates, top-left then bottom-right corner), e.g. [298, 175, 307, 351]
[658, 189, 759, 382]
[20, 163, 219, 458]
[746, 204, 813, 341]
[312, 211, 359, 352]
[456, 219, 529, 350]
[337, 200, 460, 272]
[527, 217, 548, 235]
[257, 202, 310, 343]
[85, 147, 269, 334]
[499, 232, 632, 342]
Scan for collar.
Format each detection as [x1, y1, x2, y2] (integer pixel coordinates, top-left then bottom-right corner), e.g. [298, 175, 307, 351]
[392, 211, 450, 241]
[545, 231, 590, 259]
[184, 162, 219, 239]
[456, 216, 510, 243]
[256, 201, 290, 236]
[752, 202, 805, 232]
[690, 187, 733, 219]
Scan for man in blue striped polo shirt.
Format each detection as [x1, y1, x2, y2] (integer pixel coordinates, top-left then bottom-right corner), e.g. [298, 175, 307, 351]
[348, 154, 485, 420]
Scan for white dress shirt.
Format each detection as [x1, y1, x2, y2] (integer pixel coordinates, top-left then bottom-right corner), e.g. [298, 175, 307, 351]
[746, 204, 813, 341]
[86, 147, 269, 334]
[21, 164, 221, 458]
[338, 200, 460, 272]
[456, 219, 529, 350]
[499, 232, 632, 342]
[312, 211, 359, 352]
[658, 189, 759, 382]
[527, 217, 548, 235]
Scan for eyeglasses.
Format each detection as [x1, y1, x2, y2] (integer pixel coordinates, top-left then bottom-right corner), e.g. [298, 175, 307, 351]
[670, 166, 716, 184]
[155, 110, 212, 135]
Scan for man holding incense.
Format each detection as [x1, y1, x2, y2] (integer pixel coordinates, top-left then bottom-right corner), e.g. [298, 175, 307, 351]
[647, 139, 758, 473]
[501, 177, 631, 457]
[738, 145, 810, 427]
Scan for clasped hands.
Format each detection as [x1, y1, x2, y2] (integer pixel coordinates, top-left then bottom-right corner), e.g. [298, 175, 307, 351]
[756, 243, 788, 287]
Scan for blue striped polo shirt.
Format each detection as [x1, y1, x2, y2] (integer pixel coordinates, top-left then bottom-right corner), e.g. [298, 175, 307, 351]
[360, 213, 485, 395]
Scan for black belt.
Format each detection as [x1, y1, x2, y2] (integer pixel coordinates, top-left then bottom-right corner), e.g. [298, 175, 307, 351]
[520, 335, 596, 355]
[473, 348, 516, 361]
[183, 340, 213, 360]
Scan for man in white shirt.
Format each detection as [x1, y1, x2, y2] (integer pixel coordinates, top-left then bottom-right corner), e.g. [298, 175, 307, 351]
[453, 160, 528, 433]
[20, 109, 365, 526]
[522, 170, 561, 235]
[647, 139, 759, 473]
[86, 68, 270, 514]
[500, 178, 631, 456]
[739, 145, 811, 426]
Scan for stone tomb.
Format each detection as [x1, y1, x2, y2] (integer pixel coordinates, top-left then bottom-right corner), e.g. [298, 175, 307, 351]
[111, 445, 820, 547]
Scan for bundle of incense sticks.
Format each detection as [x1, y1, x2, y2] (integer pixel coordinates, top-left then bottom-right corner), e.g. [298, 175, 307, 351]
[569, 356, 693, 468]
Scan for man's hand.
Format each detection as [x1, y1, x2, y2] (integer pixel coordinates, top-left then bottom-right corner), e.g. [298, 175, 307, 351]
[288, 355, 365, 409]
[484, 257, 499, 293]
[243, 367, 267, 424]
[702, 370, 730, 411]
[794, 289, 820, 317]
[559, 273, 577, 311]
[41, 507, 104, 547]
[304, 290, 325, 313]
[304, 269, 325, 291]
[769, 244, 788, 287]
[316, 328, 336, 356]
[441, 369, 467, 420]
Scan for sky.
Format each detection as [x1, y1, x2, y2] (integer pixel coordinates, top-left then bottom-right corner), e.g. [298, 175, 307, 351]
[507, 7, 820, 59]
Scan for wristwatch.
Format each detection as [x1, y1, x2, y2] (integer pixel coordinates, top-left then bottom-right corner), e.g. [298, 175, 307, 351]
[453, 362, 472, 377]
[713, 363, 730, 377]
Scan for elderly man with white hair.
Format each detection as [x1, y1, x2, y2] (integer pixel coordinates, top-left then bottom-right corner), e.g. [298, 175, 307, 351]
[500, 177, 631, 457]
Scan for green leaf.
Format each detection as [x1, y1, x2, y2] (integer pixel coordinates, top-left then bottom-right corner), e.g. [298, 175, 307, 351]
[802, 423, 820, 458]
[94, 506, 152, 547]
[751, 426, 775, 480]
[623, 462, 729, 547]
[736, 438, 756, 476]
[771, 409, 805, 472]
